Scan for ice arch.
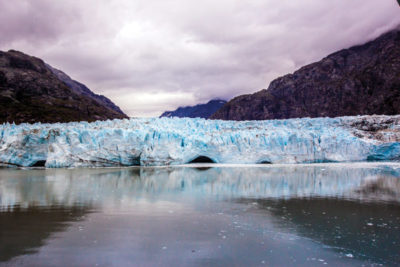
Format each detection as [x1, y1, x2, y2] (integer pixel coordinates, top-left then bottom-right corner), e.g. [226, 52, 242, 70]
[258, 160, 272, 164]
[188, 156, 216, 164]
[31, 160, 46, 167]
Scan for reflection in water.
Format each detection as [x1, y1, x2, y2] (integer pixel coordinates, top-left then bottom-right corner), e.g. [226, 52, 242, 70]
[0, 163, 399, 266]
[355, 176, 400, 200]
[1, 164, 400, 208]
[240, 198, 400, 265]
[0, 206, 91, 262]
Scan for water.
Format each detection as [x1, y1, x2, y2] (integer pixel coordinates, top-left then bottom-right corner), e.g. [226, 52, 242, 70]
[0, 163, 399, 266]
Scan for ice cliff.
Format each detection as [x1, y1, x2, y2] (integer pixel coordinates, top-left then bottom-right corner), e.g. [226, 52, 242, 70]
[0, 115, 399, 168]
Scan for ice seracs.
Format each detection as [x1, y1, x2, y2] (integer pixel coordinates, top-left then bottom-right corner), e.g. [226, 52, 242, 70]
[0, 115, 399, 168]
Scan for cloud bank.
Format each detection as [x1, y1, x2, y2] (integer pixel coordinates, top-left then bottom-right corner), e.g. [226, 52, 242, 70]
[1, 0, 399, 116]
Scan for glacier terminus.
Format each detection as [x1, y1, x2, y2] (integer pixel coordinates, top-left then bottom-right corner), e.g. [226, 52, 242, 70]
[0, 115, 399, 168]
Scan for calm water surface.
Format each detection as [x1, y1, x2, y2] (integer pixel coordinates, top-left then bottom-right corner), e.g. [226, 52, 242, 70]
[0, 163, 400, 266]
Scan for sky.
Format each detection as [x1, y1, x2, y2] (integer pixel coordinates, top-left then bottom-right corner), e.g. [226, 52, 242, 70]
[0, 0, 399, 117]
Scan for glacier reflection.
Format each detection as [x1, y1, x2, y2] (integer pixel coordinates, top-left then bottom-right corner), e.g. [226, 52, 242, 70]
[1, 163, 400, 209]
[1, 163, 400, 266]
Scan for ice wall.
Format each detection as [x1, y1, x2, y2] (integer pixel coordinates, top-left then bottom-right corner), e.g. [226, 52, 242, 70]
[0, 115, 399, 167]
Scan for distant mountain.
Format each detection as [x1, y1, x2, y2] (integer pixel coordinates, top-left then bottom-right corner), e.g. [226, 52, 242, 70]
[160, 99, 227, 119]
[0, 50, 128, 124]
[211, 27, 400, 120]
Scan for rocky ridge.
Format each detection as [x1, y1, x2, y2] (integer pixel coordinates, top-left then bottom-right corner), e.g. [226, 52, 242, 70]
[211, 27, 400, 120]
[0, 50, 127, 124]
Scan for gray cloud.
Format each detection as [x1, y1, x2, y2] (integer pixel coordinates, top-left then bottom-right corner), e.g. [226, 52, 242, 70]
[0, 0, 399, 117]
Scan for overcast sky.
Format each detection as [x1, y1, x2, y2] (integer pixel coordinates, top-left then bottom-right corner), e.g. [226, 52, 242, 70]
[0, 0, 399, 117]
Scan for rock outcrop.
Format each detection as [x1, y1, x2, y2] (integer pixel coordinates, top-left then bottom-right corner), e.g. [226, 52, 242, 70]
[211, 27, 400, 120]
[0, 50, 127, 124]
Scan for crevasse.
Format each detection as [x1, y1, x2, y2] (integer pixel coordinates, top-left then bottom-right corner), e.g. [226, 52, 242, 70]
[0, 115, 399, 167]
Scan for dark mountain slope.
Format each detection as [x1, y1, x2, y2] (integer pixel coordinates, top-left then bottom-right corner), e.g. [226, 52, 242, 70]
[46, 64, 126, 116]
[211, 28, 400, 120]
[160, 99, 227, 119]
[0, 50, 128, 124]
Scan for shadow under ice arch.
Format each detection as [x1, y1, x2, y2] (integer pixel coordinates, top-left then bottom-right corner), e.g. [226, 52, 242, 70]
[31, 160, 47, 167]
[257, 160, 272, 164]
[187, 155, 217, 164]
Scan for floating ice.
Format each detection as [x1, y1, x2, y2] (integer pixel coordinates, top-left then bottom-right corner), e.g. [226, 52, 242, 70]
[0, 115, 399, 167]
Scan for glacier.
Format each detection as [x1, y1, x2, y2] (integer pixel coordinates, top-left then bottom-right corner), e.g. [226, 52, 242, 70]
[0, 115, 399, 168]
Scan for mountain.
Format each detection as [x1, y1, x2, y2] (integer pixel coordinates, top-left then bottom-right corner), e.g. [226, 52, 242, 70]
[160, 99, 227, 119]
[211, 27, 400, 120]
[46, 64, 125, 115]
[0, 50, 128, 124]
